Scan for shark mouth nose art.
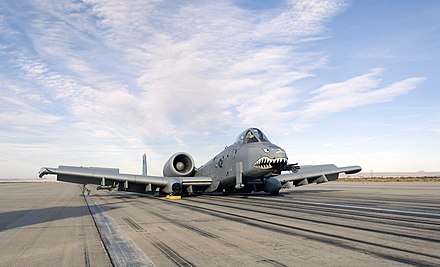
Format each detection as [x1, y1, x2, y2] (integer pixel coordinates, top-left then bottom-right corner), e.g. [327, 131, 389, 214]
[254, 157, 288, 170]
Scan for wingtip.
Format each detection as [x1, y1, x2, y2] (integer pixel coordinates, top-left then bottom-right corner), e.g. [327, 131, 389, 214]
[38, 167, 55, 178]
[344, 165, 362, 174]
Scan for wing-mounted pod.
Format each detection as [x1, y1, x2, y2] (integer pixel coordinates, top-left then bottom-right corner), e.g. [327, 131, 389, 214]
[162, 179, 183, 195]
[163, 152, 195, 177]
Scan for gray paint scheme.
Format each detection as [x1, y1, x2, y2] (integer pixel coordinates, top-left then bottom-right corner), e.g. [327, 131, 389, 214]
[39, 128, 361, 196]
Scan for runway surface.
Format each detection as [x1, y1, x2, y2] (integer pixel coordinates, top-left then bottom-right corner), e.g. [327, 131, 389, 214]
[0, 183, 111, 266]
[1, 182, 439, 266]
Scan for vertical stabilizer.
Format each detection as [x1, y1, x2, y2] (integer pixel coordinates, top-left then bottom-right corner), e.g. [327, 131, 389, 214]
[142, 154, 147, 176]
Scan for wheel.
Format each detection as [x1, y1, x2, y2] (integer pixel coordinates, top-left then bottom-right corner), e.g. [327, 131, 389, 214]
[270, 190, 279, 196]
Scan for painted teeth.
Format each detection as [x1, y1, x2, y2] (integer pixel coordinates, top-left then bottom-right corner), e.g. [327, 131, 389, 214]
[254, 157, 288, 169]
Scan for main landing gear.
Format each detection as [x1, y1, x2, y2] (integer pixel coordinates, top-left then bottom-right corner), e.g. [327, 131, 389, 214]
[270, 190, 280, 196]
[82, 184, 91, 195]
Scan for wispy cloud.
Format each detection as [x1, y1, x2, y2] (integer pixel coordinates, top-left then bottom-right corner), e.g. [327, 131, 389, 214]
[0, 94, 60, 126]
[257, 0, 348, 40]
[297, 68, 425, 126]
[0, 0, 430, 176]
[1, 0, 425, 138]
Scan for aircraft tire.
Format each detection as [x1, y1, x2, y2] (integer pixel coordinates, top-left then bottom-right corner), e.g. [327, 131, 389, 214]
[270, 190, 280, 196]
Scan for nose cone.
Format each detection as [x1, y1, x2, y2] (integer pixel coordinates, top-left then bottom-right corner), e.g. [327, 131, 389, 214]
[253, 145, 288, 170]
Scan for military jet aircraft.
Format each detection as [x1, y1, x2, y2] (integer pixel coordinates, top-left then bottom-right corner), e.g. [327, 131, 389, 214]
[39, 128, 361, 197]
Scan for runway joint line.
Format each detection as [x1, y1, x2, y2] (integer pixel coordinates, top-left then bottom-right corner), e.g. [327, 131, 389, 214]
[85, 195, 155, 267]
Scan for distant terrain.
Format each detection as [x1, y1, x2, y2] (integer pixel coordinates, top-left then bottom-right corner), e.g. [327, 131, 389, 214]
[339, 172, 440, 182]
[0, 178, 56, 183]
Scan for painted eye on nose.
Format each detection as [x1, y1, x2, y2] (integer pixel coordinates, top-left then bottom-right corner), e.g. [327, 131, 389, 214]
[262, 148, 270, 153]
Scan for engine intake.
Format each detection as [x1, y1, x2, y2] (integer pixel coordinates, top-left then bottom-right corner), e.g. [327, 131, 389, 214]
[163, 152, 195, 177]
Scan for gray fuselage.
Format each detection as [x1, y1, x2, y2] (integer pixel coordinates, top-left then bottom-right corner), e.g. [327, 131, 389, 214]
[195, 128, 288, 192]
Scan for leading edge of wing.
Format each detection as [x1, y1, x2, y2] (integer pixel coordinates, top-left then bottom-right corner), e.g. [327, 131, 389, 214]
[39, 165, 212, 187]
[275, 164, 362, 183]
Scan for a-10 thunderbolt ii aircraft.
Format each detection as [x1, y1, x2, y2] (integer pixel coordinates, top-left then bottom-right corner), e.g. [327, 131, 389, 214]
[39, 128, 361, 197]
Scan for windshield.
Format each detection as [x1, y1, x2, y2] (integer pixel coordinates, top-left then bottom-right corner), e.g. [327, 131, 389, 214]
[235, 128, 270, 144]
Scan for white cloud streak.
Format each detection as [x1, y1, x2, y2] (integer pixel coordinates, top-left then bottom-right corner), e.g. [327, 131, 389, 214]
[257, 0, 348, 40]
[299, 68, 425, 124]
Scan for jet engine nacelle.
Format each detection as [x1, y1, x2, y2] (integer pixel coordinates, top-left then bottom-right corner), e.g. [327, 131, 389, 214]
[163, 152, 195, 177]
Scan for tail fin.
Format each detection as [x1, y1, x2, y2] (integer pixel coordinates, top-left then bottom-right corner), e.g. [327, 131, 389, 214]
[142, 154, 147, 176]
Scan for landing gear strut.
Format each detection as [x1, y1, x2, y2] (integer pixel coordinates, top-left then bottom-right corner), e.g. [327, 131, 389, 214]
[82, 184, 91, 195]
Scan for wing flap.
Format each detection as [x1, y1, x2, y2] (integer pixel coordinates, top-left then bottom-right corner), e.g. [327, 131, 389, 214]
[181, 176, 212, 186]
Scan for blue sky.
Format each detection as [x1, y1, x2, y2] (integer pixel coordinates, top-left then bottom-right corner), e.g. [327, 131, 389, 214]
[1, 0, 439, 178]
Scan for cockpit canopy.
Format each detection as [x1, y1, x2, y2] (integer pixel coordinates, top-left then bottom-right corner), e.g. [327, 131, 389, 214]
[234, 128, 270, 145]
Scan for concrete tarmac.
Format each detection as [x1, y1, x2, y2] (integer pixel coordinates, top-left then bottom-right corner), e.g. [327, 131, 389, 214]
[0, 183, 111, 267]
[1, 182, 439, 266]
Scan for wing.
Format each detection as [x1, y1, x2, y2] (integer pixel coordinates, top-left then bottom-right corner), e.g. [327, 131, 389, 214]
[39, 165, 212, 195]
[275, 164, 361, 186]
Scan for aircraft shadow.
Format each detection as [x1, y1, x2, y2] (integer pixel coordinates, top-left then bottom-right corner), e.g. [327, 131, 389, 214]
[0, 199, 123, 232]
[280, 189, 344, 195]
[99, 189, 344, 199]
[0, 188, 344, 231]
